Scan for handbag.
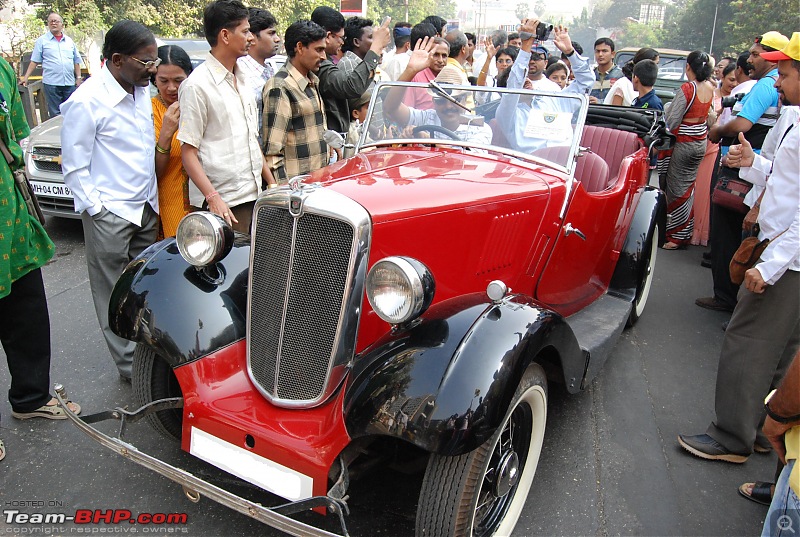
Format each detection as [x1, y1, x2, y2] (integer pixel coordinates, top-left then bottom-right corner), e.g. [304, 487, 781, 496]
[0, 135, 45, 225]
[729, 224, 788, 285]
[712, 167, 751, 214]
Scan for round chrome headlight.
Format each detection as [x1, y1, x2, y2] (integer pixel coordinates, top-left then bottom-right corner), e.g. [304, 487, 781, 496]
[176, 212, 233, 267]
[366, 257, 435, 325]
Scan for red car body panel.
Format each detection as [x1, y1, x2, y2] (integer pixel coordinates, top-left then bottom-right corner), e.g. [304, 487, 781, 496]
[176, 340, 351, 500]
[309, 148, 574, 352]
[536, 151, 650, 312]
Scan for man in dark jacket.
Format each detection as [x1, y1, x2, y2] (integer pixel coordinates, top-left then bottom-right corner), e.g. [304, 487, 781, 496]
[311, 6, 390, 134]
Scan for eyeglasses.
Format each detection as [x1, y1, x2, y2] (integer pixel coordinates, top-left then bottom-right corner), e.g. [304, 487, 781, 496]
[433, 95, 468, 105]
[129, 56, 162, 69]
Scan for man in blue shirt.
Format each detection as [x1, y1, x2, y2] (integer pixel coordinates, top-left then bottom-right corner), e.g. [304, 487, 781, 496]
[21, 12, 82, 118]
[496, 19, 595, 155]
[696, 30, 788, 314]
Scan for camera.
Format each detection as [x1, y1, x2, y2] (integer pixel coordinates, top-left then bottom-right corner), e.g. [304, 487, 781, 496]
[536, 22, 554, 41]
[721, 92, 745, 109]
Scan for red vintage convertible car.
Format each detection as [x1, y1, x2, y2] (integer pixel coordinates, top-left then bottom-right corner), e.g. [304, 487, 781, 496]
[58, 82, 669, 536]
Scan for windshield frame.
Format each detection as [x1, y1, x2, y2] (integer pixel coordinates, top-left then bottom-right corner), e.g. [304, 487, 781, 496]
[357, 81, 589, 176]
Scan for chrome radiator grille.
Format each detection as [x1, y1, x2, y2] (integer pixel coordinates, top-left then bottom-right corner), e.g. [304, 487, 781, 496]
[248, 201, 359, 406]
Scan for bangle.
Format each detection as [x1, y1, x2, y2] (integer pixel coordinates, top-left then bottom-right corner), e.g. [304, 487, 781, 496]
[765, 401, 800, 424]
[205, 190, 220, 202]
[155, 143, 169, 154]
[267, 183, 279, 190]
[480, 69, 488, 74]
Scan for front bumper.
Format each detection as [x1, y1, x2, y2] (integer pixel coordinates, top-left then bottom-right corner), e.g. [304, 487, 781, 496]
[54, 385, 350, 537]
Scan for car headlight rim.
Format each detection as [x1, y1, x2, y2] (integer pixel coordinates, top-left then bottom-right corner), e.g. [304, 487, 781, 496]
[176, 212, 233, 267]
[366, 256, 434, 325]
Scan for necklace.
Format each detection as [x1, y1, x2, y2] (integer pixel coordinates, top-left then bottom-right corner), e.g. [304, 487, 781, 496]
[156, 93, 174, 108]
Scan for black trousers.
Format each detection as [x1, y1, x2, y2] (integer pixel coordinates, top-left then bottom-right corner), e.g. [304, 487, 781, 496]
[0, 268, 52, 420]
[709, 168, 745, 308]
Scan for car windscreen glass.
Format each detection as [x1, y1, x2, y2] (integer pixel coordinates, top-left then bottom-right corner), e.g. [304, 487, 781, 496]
[362, 82, 587, 172]
[616, 52, 688, 82]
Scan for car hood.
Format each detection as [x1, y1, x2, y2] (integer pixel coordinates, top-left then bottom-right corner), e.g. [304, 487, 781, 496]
[310, 149, 560, 224]
[27, 115, 63, 146]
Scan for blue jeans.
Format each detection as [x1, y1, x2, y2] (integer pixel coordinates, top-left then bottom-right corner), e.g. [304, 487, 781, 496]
[762, 459, 800, 537]
[42, 83, 75, 118]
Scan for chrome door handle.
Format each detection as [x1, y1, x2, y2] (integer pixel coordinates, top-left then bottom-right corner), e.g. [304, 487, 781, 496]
[564, 223, 586, 240]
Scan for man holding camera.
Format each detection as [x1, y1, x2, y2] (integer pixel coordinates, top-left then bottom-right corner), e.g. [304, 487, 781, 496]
[696, 31, 788, 314]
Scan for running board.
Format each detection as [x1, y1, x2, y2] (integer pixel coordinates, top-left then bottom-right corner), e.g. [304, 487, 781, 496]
[566, 294, 632, 389]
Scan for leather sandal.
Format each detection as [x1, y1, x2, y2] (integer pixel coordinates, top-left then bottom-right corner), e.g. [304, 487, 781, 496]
[0, 439, 5, 462]
[11, 399, 81, 420]
[738, 481, 774, 506]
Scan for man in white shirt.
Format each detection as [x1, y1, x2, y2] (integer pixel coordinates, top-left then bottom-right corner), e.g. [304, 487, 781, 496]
[179, 0, 276, 234]
[379, 23, 411, 79]
[497, 20, 595, 155]
[21, 12, 82, 117]
[61, 20, 160, 381]
[678, 32, 800, 464]
[236, 7, 280, 141]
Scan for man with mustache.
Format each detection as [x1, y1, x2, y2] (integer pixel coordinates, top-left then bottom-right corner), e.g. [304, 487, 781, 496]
[178, 0, 276, 235]
[262, 21, 329, 182]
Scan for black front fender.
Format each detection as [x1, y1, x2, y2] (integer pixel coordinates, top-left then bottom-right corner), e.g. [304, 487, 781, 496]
[344, 293, 584, 456]
[609, 186, 666, 301]
[109, 237, 251, 367]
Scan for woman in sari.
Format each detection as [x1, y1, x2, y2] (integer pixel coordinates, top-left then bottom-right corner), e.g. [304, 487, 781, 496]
[659, 50, 715, 249]
[152, 45, 193, 239]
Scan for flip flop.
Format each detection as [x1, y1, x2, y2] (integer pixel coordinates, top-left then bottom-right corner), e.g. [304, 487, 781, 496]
[738, 481, 773, 506]
[11, 400, 81, 420]
[661, 242, 684, 250]
[0, 439, 5, 462]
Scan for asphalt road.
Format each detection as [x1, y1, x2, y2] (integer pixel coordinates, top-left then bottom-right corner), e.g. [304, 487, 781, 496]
[0, 216, 778, 537]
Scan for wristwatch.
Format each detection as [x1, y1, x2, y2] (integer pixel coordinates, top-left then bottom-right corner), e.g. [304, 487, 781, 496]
[764, 389, 800, 424]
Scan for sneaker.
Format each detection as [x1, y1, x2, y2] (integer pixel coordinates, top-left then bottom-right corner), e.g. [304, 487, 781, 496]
[695, 296, 735, 312]
[678, 434, 749, 463]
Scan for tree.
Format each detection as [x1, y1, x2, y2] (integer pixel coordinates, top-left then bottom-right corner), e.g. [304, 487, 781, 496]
[515, 3, 530, 21]
[568, 7, 597, 52]
[661, 0, 735, 55]
[727, 0, 795, 53]
[366, 0, 438, 25]
[614, 20, 664, 49]
[0, 14, 42, 63]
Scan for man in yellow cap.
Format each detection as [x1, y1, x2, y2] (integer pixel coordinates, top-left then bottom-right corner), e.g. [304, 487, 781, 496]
[679, 30, 799, 466]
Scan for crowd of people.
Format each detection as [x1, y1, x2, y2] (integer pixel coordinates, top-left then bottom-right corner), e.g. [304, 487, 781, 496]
[0, 1, 797, 532]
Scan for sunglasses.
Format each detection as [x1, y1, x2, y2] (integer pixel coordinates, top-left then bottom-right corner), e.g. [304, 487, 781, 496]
[433, 95, 468, 105]
[129, 56, 162, 69]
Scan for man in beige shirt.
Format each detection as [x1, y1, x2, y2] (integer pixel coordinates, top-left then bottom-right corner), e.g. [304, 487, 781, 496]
[178, 0, 275, 234]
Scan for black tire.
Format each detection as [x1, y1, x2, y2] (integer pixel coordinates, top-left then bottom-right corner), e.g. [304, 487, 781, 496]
[132, 344, 183, 441]
[627, 223, 658, 327]
[416, 363, 548, 537]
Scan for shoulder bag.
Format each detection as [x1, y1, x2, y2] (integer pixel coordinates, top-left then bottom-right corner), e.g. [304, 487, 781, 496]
[0, 135, 45, 225]
[730, 224, 788, 285]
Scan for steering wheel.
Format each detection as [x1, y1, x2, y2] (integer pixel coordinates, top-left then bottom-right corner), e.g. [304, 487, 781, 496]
[412, 124, 460, 141]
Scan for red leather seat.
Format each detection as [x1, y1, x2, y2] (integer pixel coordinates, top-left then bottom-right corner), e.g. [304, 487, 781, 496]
[531, 145, 611, 193]
[579, 125, 641, 183]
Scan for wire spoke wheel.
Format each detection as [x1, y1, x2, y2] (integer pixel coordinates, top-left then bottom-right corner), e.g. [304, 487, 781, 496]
[416, 363, 547, 537]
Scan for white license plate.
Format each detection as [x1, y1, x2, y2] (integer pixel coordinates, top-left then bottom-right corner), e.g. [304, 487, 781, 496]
[30, 181, 72, 199]
[189, 427, 314, 501]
